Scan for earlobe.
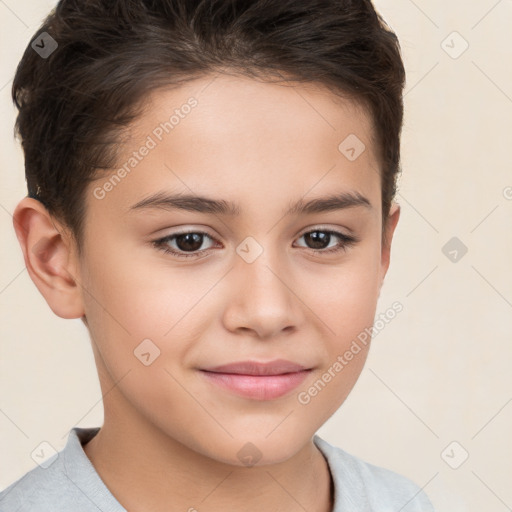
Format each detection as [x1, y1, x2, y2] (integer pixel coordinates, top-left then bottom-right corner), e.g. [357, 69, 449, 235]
[12, 197, 85, 319]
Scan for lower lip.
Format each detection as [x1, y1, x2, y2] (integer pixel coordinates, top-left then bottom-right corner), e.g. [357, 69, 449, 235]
[200, 370, 311, 400]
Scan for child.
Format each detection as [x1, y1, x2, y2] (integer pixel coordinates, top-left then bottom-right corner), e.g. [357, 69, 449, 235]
[1, 0, 435, 510]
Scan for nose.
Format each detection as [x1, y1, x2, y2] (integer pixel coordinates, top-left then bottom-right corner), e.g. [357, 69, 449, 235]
[222, 244, 303, 339]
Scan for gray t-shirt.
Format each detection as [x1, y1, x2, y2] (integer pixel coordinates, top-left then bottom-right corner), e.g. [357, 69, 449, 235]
[0, 427, 435, 511]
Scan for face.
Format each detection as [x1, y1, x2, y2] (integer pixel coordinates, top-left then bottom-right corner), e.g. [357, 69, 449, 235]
[75, 73, 399, 465]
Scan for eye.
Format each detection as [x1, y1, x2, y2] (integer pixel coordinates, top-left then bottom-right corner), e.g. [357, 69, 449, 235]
[152, 227, 358, 260]
[294, 228, 357, 255]
[152, 230, 219, 259]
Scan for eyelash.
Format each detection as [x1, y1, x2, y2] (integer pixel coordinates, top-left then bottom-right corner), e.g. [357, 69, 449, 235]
[152, 228, 358, 260]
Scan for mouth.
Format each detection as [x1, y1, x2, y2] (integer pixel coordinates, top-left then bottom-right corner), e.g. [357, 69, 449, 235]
[199, 359, 313, 401]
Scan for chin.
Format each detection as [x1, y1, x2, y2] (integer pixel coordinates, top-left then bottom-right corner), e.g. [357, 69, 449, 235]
[192, 431, 311, 468]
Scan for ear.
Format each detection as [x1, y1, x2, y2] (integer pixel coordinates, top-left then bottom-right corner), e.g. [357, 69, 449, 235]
[12, 197, 85, 319]
[379, 201, 400, 288]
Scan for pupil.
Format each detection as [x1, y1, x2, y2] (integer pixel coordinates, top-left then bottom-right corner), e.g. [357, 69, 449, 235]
[177, 233, 203, 252]
[305, 231, 330, 249]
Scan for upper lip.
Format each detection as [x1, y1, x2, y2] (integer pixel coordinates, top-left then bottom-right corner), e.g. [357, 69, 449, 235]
[201, 359, 311, 376]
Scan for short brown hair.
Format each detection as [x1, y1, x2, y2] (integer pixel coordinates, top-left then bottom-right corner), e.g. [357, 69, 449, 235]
[12, 0, 406, 253]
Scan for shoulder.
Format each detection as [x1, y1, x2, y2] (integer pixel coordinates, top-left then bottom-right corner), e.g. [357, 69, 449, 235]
[0, 451, 71, 512]
[0, 427, 125, 512]
[313, 435, 436, 511]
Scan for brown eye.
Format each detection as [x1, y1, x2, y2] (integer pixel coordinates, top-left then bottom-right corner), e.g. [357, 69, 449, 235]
[295, 229, 357, 255]
[303, 231, 332, 250]
[174, 232, 205, 252]
[153, 230, 218, 259]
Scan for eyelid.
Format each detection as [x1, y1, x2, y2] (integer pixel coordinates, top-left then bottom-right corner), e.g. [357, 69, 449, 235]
[153, 225, 219, 241]
[296, 223, 353, 238]
[155, 224, 353, 243]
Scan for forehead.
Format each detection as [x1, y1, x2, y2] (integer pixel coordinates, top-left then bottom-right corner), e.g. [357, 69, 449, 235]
[142, 72, 376, 159]
[87, 73, 381, 220]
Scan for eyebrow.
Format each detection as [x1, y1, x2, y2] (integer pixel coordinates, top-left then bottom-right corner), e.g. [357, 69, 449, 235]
[129, 190, 372, 216]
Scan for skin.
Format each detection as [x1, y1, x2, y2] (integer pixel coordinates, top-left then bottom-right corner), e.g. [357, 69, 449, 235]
[13, 72, 400, 512]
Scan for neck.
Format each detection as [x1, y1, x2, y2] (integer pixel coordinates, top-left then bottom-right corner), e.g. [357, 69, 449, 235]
[83, 409, 333, 512]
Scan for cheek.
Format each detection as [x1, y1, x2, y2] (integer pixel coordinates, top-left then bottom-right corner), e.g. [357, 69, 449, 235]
[81, 238, 189, 331]
[79, 241, 218, 371]
[308, 244, 382, 339]
[303, 240, 381, 391]
[295, 259, 380, 422]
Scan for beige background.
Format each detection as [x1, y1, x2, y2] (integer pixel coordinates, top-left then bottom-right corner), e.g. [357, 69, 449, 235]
[1, 1, 511, 510]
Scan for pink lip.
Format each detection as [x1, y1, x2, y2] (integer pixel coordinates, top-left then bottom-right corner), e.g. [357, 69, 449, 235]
[199, 359, 312, 401]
